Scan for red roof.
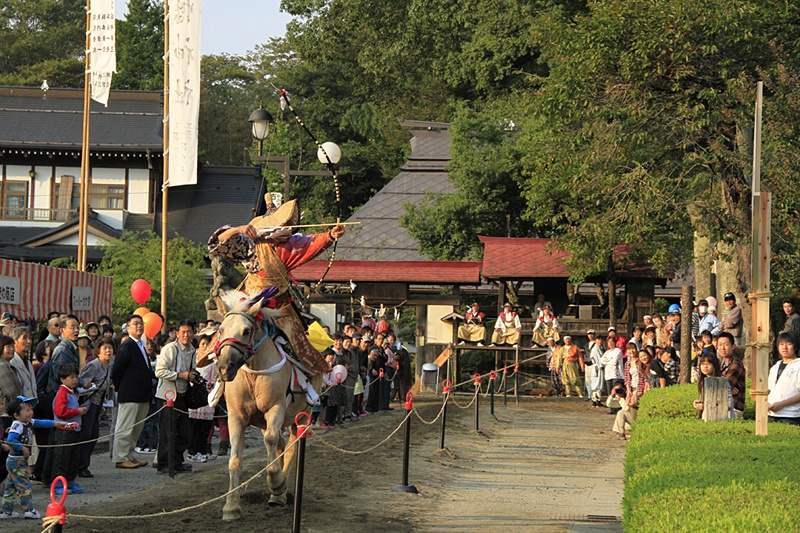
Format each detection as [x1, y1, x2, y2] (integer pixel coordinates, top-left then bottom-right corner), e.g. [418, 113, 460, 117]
[479, 236, 671, 280]
[291, 260, 483, 284]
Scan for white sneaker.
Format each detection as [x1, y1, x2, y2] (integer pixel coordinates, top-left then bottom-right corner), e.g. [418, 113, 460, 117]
[187, 453, 207, 463]
[24, 509, 41, 519]
[205, 453, 217, 461]
[512, 344, 519, 348]
[566, 395, 571, 397]
[458, 341, 465, 345]
[134, 447, 148, 454]
[0, 511, 19, 519]
[489, 344, 496, 347]
[477, 343, 484, 347]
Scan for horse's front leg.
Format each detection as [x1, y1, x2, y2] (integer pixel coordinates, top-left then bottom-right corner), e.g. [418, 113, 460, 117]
[222, 413, 247, 521]
[262, 405, 288, 505]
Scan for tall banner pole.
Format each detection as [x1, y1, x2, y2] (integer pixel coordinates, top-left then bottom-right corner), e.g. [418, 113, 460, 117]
[78, 0, 92, 271]
[750, 81, 770, 437]
[161, 0, 170, 327]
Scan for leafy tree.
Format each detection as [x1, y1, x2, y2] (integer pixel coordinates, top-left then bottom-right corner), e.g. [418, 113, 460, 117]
[115, 0, 164, 91]
[94, 231, 208, 326]
[0, 0, 85, 87]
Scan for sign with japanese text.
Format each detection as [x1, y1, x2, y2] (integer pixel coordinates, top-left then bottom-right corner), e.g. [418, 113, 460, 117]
[72, 286, 93, 311]
[90, 0, 116, 106]
[0, 276, 20, 305]
[168, 0, 201, 186]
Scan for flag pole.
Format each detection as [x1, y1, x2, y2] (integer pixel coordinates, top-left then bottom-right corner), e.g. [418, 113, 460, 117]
[161, 0, 169, 329]
[78, 0, 92, 271]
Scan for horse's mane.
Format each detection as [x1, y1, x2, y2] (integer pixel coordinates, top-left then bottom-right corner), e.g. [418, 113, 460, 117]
[223, 287, 281, 318]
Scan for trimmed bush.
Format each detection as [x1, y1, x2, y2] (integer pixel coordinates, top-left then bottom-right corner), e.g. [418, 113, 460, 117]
[637, 380, 755, 420]
[625, 387, 800, 532]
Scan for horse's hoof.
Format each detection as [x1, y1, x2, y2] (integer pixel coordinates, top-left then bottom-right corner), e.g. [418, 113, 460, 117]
[268, 493, 287, 506]
[222, 508, 242, 521]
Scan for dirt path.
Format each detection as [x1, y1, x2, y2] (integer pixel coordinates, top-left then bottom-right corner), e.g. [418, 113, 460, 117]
[3, 395, 624, 532]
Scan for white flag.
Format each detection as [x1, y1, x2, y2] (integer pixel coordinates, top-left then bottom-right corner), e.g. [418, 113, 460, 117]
[89, 0, 116, 106]
[168, 0, 201, 187]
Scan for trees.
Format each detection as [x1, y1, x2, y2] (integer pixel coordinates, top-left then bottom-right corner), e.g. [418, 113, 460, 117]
[93, 231, 208, 325]
[115, 0, 164, 91]
[0, 0, 85, 87]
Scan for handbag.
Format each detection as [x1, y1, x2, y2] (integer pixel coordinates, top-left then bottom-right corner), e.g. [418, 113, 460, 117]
[185, 376, 209, 410]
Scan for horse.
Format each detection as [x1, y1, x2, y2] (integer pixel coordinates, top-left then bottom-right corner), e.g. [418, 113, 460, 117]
[215, 294, 322, 521]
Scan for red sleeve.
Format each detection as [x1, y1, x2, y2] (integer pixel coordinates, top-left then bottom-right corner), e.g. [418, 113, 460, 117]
[53, 388, 81, 420]
[274, 232, 333, 271]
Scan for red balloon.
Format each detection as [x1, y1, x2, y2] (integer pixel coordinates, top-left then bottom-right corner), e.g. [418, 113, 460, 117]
[143, 312, 163, 338]
[134, 307, 150, 319]
[131, 279, 151, 305]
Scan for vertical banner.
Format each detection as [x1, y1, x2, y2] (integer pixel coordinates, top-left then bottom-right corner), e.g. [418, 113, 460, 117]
[89, 0, 116, 106]
[168, 0, 201, 186]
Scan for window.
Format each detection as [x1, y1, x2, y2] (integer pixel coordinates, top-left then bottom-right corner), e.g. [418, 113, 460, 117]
[54, 183, 80, 210]
[4, 181, 28, 219]
[89, 185, 124, 209]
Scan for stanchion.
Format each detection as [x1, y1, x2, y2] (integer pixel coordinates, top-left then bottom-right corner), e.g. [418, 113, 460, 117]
[335, 371, 344, 426]
[379, 368, 385, 411]
[514, 363, 520, 405]
[474, 373, 481, 432]
[439, 380, 451, 450]
[166, 389, 175, 478]
[45, 476, 68, 533]
[503, 364, 508, 407]
[292, 412, 311, 533]
[392, 392, 418, 494]
[489, 370, 496, 415]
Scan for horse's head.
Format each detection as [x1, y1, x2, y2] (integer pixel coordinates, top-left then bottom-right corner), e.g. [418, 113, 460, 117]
[216, 301, 263, 382]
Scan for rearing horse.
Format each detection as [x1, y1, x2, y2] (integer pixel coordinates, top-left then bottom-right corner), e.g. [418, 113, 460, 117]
[215, 295, 321, 521]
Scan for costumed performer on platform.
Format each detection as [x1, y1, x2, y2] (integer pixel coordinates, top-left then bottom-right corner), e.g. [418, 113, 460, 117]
[531, 305, 561, 346]
[458, 303, 486, 346]
[490, 303, 521, 347]
[207, 199, 344, 374]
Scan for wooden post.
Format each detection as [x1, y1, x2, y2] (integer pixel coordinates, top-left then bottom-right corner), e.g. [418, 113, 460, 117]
[750, 81, 770, 437]
[77, 0, 92, 271]
[680, 285, 693, 384]
[702, 377, 731, 422]
[160, 1, 170, 328]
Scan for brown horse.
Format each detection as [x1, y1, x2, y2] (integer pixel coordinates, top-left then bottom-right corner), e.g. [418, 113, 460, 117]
[216, 296, 321, 521]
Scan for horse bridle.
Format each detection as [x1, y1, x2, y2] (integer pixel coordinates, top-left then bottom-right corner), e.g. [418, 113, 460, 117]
[214, 310, 269, 368]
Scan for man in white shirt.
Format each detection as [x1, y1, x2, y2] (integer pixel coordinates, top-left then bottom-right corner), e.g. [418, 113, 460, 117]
[491, 303, 522, 347]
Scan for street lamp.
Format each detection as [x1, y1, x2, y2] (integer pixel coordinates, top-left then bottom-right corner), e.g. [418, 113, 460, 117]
[317, 142, 341, 165]
[248, 104, 274, 156]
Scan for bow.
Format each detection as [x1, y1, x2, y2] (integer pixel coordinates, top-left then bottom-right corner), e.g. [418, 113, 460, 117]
[277, 89, 341, 294]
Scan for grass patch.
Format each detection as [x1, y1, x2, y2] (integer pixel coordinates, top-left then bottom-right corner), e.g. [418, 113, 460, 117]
[625, 385, 800, 532]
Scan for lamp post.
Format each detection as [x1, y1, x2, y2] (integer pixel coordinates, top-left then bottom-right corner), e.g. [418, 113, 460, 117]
[248, 104, 280, 203]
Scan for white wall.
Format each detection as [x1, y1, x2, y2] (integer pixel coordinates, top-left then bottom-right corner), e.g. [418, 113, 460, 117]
[53, 233, 111, 246]
[127, 168, 150, 213]
[91, 167, 125, 185]
[309, 304, 336, 332]
[426, 305, 455, 344]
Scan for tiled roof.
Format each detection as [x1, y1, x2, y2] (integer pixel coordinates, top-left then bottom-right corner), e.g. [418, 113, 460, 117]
[154, 165, 262, 246]
[480, 236, 671, 279]
[0, 87, 163, 152]
[336, 123, 454, 261]
[292, 260, 482, 284]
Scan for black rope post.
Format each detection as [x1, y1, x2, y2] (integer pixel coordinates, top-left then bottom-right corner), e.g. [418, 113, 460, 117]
[46, 476, 68, 533]
[166, 390, 176, 478]
[439, 380, 451, 450]
[292, 412, 311, 533]
[379, 368, 385, 411]
[392, 393, 418, 494]
[473, 373, 481, 432]
[489, 370, 496, 415]
[503, 364, 508, 407]
[514, 362, 520, 405]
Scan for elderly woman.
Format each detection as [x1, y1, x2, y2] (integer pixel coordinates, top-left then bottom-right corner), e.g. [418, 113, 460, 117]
[0, 334, 21, 407]
[77, 338, 114, 478]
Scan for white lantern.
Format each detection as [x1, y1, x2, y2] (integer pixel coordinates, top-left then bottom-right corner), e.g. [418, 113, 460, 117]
[317, 142, 341, 165]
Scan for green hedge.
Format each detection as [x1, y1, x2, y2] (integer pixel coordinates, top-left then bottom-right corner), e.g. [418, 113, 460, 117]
[637, 380, 755, 420]
[625, 385, 800, 532]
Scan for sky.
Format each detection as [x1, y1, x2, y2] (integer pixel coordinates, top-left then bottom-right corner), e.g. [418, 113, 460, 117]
[115, 0, 293, 56]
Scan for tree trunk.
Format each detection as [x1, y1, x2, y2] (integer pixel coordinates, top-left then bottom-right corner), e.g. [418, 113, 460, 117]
[688, 203, 712, 299]
[608, 279, 617, 329]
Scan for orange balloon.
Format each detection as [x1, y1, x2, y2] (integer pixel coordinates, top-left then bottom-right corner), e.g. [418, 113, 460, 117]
[134, 307, 150, 319]
[143, 312, 163, 338]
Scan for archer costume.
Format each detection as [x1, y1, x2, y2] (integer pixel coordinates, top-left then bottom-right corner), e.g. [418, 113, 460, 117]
[531, 310, 560, 346]
[491, 309, 521, 346]
[458, 308, 486, 343]
[208, 200, 333, 374]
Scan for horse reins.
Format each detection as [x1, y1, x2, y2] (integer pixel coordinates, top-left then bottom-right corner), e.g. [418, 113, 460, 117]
[214, 310, 270, 368]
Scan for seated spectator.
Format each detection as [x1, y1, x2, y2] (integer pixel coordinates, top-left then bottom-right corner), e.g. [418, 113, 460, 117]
[458, 303, 486, 346]
[767, 332, 800, 426]
[493, 303, 523, 347]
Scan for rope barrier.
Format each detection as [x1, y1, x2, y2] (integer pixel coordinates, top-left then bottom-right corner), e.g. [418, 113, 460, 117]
[41, 514, 63, 533]
[449, 387, 479, 409]
[412, 396, 449, 425]
[2, 405, 167, 449]
[67, 436, 300, 520]
[312, 410, 412, 455]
